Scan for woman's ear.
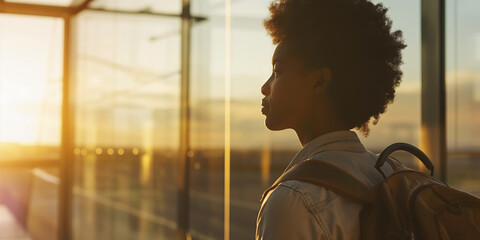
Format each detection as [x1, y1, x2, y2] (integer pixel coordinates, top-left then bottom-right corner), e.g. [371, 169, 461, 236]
[312, 68, 332, 95]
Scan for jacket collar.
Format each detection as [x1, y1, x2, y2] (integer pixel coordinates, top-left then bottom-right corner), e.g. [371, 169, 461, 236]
[285, 130, 366, 171]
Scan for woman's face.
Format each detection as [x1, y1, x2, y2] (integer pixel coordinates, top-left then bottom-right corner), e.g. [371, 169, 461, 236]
[261, 41, 314, 131]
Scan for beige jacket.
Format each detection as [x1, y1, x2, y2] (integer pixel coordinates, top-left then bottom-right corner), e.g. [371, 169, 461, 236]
[256, 131, 393, 240]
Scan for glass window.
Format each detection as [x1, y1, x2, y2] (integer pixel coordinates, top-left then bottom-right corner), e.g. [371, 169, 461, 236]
[71, 10, 181, 240]
[446, 0, 480, 196]
[191, 1, 298, 238]
[192, 0, 421, 239]
[0, 167, 59, 240]
[229, 1, 297, 239]
[0, 12, 62, 240]
[190, 2, 226, 239]
[0, 14, 63, 161]
[362, 0, 421, 160]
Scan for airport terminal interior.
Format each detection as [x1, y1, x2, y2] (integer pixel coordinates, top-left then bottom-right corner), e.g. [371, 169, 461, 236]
[0, 0, 479, 239]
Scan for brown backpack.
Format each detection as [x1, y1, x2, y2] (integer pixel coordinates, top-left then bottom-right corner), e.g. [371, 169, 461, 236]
[262, 143, 480, 240]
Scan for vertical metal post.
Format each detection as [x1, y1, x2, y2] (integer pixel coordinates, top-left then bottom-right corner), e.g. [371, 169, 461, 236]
[59, 15, 73, 240]
[177, 0, 191, 239]
[421, 0, 446, 181]
[224, 0, 231, 239]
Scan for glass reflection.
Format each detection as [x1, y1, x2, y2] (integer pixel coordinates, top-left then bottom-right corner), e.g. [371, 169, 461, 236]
[0, 12, 62, 240]
[190, 1, 226, 237]
[0, 14, 63, 161]
[72, 10, 180, 239]
[361, 0, 421, 152]
[446, 0, 480, 196]
[193, 0, 421, 239]
[0, 168, 58, 240]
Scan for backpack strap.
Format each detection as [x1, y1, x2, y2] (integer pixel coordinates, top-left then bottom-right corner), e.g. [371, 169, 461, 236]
[260, 160, 373, 203]
[376, 142, 434, 177]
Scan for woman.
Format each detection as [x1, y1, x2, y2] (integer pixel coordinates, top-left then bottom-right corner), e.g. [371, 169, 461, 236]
[257, 0, 406, 239]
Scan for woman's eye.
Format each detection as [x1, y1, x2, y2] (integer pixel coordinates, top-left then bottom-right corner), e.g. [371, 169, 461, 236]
[273, 69, 281, 77]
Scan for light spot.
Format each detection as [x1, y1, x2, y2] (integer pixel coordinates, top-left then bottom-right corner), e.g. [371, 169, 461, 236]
[95, 148, 102, 155]
[194, 162, 201, 170]
[107, 148, 114, 155]
[132, 148, 139, 155]
[118, 148, 124, 156]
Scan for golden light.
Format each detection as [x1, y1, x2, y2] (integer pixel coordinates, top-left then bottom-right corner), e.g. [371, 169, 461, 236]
[107, 148, 114, 155]
[73, 148, 80, 155]
[132, 147, 139, 155]
[193, 162, 201, 170]
[95, 148, 103, 155]
[80, 149, 87, 156]
[0, 14, 63, 146]
[117, 148, 125, 156]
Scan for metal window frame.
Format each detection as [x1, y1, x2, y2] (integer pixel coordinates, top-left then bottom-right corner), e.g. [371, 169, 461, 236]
[59, 14, 73, 240]
[0, 1, 194, 240]
[421, 0, 447, 182]
[177, 0, 192, 239]
[0, 0, 91, 17]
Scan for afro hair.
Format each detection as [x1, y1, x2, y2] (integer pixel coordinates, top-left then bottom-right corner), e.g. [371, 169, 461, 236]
[264, 0, 406, 135]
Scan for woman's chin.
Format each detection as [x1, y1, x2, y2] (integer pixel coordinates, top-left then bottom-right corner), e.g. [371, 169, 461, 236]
[265, 117, 286, 131]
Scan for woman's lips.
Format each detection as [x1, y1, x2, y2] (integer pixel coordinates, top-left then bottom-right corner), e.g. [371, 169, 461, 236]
[261, 106, 269, 115]
[261, 99, 269, 115]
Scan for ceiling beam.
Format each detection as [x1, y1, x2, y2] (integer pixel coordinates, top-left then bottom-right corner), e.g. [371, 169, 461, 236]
[0, 0, 94, 18]
[85, 7, 207, 22]
[0, 1, 207, 20]
[71, 0, 92, 14]
[0, 1, 73, 18]
[69, 0, 86, 7]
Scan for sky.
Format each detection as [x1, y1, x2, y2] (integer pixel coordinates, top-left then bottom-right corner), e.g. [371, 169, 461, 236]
[0, 14, 63, 145]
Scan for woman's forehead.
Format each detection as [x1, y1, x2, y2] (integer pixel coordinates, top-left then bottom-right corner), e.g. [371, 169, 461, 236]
[272, 40, 295, 64]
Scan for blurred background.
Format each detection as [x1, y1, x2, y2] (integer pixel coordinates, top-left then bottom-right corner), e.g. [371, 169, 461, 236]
[0, 0, 479, 239]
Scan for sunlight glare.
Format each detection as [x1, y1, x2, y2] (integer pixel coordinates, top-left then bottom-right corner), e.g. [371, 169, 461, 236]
[0, 14, 63, 145]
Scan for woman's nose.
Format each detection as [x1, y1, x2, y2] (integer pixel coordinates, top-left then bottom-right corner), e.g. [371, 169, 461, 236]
[261, 77, 271, 96]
